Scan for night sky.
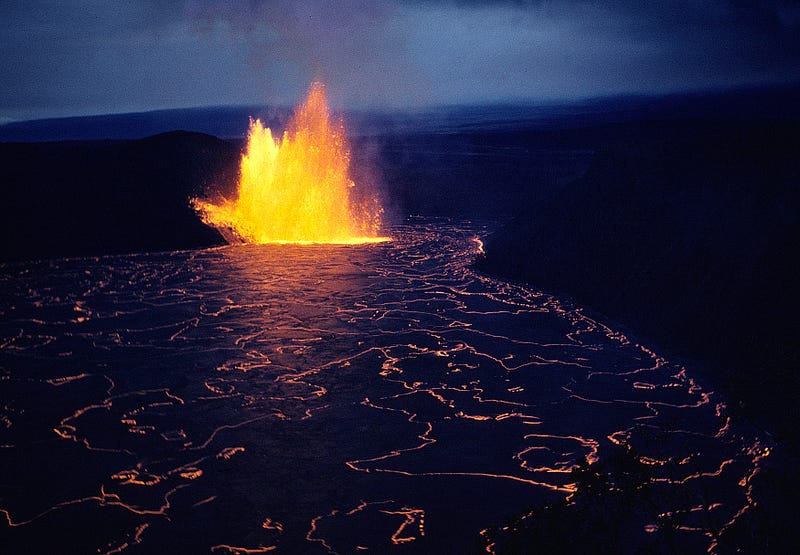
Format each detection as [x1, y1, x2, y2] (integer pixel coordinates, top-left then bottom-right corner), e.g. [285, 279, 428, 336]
[2, 0, 799, 122]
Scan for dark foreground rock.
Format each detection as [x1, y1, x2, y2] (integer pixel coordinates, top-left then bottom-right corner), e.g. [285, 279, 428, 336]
[479, 441, 798, 554]
[1, 131, 238, 261]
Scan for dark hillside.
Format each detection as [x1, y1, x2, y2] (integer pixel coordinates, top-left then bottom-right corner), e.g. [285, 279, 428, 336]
[477, 119, 800, 437]
[0, 132, 238, 261]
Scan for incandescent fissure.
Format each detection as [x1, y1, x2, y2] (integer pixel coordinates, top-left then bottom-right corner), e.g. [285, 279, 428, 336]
[192, 82, 388, 245]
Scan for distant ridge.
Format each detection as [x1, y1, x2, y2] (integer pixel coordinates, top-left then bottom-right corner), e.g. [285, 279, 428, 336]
[0, 105, 288, 142]
[2, 82, 798, 142]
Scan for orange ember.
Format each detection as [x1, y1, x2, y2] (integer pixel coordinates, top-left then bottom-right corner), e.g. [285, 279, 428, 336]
[193, 82, 387, 244]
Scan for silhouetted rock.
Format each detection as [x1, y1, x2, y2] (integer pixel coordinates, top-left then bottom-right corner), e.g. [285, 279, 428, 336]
[0, 131, 239, 261]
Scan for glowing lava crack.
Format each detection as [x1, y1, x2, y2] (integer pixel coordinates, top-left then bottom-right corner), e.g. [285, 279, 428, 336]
[193, 82, 388, 244]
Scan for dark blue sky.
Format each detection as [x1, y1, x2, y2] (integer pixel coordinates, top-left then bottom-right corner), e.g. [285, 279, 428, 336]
[2, 0, 799, 122]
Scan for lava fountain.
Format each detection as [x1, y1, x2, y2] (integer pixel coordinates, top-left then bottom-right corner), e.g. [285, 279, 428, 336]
[192, 82, 388, 244]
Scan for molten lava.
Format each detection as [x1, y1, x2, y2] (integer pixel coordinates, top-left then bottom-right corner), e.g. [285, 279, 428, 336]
[193, 82, 386, 244]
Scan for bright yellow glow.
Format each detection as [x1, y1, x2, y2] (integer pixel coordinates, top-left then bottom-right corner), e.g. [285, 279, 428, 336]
[193, 82, 388, 244]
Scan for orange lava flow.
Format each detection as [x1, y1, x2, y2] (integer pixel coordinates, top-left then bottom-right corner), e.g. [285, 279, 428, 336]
[193, 82, 388, 245]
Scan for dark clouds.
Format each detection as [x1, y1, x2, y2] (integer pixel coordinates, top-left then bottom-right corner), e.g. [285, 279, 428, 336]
[1, 0, 798, 121]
